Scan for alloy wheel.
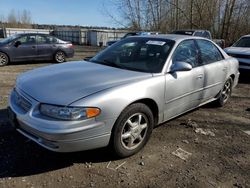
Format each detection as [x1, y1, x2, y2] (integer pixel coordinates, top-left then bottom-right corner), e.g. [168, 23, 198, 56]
[221, 79, 232, 103]
[120, 113, 148, 150]
[0, 53, 8, 66]
[55, 52, 65, 63]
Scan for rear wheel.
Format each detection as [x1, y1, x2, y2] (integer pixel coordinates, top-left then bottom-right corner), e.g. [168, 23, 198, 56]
[0, 52, 9, 66]
[54, 51, 66, 63]
[111, 103, 154, 158]
[215, 77, 233, 107]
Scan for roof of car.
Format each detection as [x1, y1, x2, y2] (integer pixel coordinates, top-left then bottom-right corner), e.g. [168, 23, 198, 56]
[172, 29, 209, 32]
[242, 34, 250, 38]
[134, 34, 207, 42]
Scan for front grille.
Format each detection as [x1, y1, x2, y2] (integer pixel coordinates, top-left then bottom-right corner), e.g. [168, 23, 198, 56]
[228, 53, 250, 59]
[14, 90, 32, 112]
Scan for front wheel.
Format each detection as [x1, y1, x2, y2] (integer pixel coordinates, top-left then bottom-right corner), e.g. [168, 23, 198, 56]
[111, 103, 154, 158]
[54, 51, 66, 63]
[215, 77, 233, 107]
[0, 52, 9, 66]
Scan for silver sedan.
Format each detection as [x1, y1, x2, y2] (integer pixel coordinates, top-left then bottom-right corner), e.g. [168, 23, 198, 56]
[8, 35, 239, 158]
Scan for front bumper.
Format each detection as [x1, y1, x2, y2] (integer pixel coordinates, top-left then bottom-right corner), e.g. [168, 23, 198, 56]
[8, 88, 112, 152]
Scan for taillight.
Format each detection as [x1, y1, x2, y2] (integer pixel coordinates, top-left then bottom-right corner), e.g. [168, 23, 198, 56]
[67, 44, 74, 48]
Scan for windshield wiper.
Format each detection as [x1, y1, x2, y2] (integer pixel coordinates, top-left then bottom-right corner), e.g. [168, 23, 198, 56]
[90, 59, 123, 69]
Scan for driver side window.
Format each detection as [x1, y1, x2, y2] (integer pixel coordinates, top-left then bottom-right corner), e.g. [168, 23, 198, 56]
[17, 35, 36, 45]
[172, 40, 199, 68]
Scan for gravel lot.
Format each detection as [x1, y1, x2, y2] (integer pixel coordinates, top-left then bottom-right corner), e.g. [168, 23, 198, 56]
[0, 46, 250, 188]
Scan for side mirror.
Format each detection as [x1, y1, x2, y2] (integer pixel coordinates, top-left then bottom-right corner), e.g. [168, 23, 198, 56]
[170, 61, 192, 72]
[84, 56, 93, 61]
[14, 41, 21, 47]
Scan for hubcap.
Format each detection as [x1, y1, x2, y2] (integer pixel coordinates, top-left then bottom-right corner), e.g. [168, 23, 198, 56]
[55, 52, 65, 63]
[0, 54, 7, 65]
[221, 80, 231, 102]
[121, 113, 148, 150]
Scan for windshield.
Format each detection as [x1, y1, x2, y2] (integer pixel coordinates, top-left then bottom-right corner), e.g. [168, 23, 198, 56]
[233, 37, 250, 47]
[90, 37, 175, 73]
[0, 34, 19, 44]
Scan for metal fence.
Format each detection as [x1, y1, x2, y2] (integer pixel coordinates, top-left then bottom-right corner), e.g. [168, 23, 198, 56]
[3, 28, 52, 38]
[53, 29, 129, 46]
[0, 27, 130, 46]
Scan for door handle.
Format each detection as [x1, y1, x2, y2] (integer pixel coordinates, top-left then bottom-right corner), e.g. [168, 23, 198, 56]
[196, 74, 203, 79]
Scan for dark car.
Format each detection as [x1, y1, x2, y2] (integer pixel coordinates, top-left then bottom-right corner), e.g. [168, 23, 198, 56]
[0, 33, 74, 66]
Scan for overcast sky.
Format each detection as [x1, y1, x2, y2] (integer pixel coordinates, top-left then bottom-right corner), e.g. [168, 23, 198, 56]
[0, 0, 119, 27]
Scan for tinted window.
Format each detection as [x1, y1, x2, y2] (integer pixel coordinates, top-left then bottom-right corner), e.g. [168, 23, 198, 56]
[194, 31, 204, 37]
[172, 30, 194, 35]
[233, 37, 250, 47]
[18, 35, 36, 45]
[36, 35, 47, 44]
[196, 40, 224, 64]
[90, 37, 175, 73]
[36, 35, 57, 44]
[172, 40, 199, 67]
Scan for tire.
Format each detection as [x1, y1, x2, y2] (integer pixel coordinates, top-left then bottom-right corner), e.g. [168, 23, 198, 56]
[0, 52, 9, 66]
[54, 51, 66, 63]
[215, 77, 233, 107]
[111, 103, 154, 158]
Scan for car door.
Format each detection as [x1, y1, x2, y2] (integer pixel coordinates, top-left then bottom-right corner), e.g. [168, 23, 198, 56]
[36, 35, 56, 60]
[195, 39, 227, 102]
[164, 39, 205, 121]
[11, 34, 37, 61]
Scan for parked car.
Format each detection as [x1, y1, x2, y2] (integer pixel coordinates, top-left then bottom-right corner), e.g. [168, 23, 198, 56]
[172, 29, 225, 48]
[107, 31, 159, 46]
[0, 33, 74, 66]
[172, 29, 212, 39]
[9, 35, 239, 158]
[224, 35, 250, 70]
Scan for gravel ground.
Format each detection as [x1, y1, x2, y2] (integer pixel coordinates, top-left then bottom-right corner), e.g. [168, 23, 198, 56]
[0, 46, 250, 188]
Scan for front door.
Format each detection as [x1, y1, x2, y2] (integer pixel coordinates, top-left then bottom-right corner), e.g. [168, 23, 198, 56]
[11, 34, 37, 61]
[164, 39, 204, 121]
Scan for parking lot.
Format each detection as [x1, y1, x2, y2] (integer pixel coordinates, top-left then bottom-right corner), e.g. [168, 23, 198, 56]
[0, 46, 250, 188]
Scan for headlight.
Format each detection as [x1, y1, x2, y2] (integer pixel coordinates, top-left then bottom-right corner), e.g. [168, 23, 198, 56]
[40, 104, 101, 120]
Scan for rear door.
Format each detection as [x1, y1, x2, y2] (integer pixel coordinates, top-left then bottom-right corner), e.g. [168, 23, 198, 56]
[195, 39, 227, 101]
[164, 39, 205, 120]
[36, 35, 57, 60]
[11, 34, 37, 61]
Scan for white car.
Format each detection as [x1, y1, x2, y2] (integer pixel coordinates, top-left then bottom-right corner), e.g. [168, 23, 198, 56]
[224, 35, 250, 70]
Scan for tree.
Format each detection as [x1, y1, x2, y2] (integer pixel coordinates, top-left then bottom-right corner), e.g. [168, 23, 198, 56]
[105, 0, 250, 44]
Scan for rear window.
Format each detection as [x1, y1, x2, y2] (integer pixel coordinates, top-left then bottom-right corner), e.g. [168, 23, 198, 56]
[172, 30, 194, 35]
[233, 37, 250, 47]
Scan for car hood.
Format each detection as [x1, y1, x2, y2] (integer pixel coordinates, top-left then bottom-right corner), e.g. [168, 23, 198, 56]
[224, 47, 250, 55]
[16, 61, 152, 105]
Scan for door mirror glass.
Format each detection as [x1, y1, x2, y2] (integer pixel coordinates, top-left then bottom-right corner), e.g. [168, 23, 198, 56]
[14, 41, 21, 47]
[170, 61, 192, 72]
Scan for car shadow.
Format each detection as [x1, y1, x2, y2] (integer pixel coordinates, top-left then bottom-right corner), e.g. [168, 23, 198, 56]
[0, 108, 116, 178]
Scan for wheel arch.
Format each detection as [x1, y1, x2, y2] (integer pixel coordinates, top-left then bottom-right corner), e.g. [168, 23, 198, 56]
[0, 51, 11, 65]
[130, 98, 159, 126]
[0, 51, 10, 61]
